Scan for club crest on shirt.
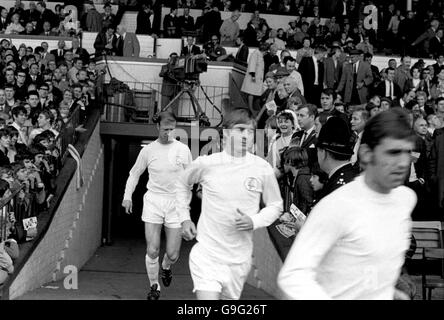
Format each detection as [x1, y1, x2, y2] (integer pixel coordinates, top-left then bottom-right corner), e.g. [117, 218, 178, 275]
[244, 177, 261, 192]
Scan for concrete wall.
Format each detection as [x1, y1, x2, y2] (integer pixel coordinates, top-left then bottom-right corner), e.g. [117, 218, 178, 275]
[8, 121, 104, 300]
[247, 228, 286, 299]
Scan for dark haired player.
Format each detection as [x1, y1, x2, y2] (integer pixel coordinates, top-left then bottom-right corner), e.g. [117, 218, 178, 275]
[177, 108, 283, 300]
[122, 111, 192, 299]
[278, 108, 417, 300]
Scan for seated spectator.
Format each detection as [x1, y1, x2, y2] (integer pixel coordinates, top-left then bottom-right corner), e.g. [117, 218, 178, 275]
[5, 13, 24, 34]
[21, 22, 37, 35]
[181, 36, 201, 56]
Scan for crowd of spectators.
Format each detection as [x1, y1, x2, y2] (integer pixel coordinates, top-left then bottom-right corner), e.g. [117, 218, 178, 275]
[0, 34, 102, 287]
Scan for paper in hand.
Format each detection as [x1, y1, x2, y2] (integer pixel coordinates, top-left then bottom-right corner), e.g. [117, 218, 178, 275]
[289, 204, 306, 224]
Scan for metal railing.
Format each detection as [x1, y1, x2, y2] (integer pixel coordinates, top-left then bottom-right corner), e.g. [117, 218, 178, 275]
[100, 81, 227, 126]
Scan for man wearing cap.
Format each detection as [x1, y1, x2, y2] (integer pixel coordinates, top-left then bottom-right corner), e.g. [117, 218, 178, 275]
[336, 49, 373, 105]
[219, 10, 241, 47]
[279, 109, 416, 299]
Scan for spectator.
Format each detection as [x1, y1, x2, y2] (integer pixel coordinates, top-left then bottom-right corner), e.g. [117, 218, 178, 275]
[375, 67, 401, 101]
[295, 36, 313, 64]
[178, 7, 194, 36]
[412, 19, 440, 58]
[83, 2, 102, 33]
[181, 36, 201, 56]
[266, 29, 286, 50]
[114, 25, 140, 58]
[356, 35, 374, 55]
[50, 40, 67, 66]
[243, 20, 259, 47]
[5, 13, 24, 34]
[10, 106, 28, 147]
[241, 42, 268, 114]
[219, 10, 241, 47]
[0, 128, 10, 166]
[398, 11, 417, 56]
[337, 49, 373, 105]
[394, 56, 412, 93]
[93, 25, 117, 57]
[263, 43, 279, 75]
[101, 3, 116, 30]
[404, 66, 422, 93]
[350, 106, 369, 166]
[234, 35, 249, 65]
[429, 29, 443, 60]
[298, 45, 327, 106]
[163, 7, 179, 38]
[136, 3, 153, 35]
[71, 38, 90, 66]
[324, 46, 343, 91]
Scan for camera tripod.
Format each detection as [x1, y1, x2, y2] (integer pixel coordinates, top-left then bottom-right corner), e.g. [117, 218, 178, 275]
[160, 79, 212, 127]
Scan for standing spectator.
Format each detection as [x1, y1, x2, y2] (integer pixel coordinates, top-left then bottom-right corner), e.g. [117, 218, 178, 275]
[93, 25, 117, 57]
[84, 2, 103, 33]
[337, 49, 373, 105]
[234, 35, 249, 65]
[241, 42, 268, 115]
[22, 1, 40, 26]
[202, 5, 222, 43]
[412, 19, 440, 58]
[243, 20, 259, 48]
[178, 7, 194, 37]
[219, 10, 241, 47]
[136, 3, 152, 35]
[429, 29, 444, 60]
[36, 1, 56, 33]
[114, 25, 140, 58]
[71, 38, 90, 66]
[394, 56, 412, 93]
[350, 106, 369, 167]
[295, 37, 314, 64]
[163, 7, 179, 38]
[263, 44, 279, 75]
[0, 7, 9, 32]
[298, 45, 327, 106]
[101, 3, 116, 30]
[308, 17, 326, 47]
[159, 53, 179, 113]
[324, 46, 343, 91]
[398, 11, 417, 56]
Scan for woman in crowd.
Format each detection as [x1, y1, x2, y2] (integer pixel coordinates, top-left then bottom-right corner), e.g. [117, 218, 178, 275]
[241, 42, 269, 115]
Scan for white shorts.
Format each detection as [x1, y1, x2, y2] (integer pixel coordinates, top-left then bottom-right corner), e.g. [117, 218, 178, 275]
[189, 243, 252, 300]
[142, 192, 181, 229]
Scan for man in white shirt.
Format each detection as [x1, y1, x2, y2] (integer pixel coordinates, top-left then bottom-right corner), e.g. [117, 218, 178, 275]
[177, 108, 283, 300]
[122, 111, 192, 300]
[278, 108, 417, 300]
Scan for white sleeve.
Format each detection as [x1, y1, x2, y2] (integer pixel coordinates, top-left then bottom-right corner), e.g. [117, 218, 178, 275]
[250, 166, 283, 230]
[277, 197, 345, 300]
[123, 147, 148, 201]
[176, 156, 205, 223]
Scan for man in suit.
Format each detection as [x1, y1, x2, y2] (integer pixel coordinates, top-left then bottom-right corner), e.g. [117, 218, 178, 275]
[363, 52, 381, 92]
[0, 7, 9, 32]
[298, 45, 328, 107]
[39, 41, 55, 69]
[429, 29, 443, 60]
[324, 46, 343, 91]
[336, 49, 373, 105]
[375, 67, 402, 101]
[234, 35, 249, 66]
[163, 7, 179, 38]
[181, 36, 201, 56]
[22, 1, 40, 25]
[50, 40, 67, 65]
[36, 1, 56, 33]
[178, 7, 194, 37]
[94, 25, 117, 57]
[71, 37, 90, 66]
[291, 103, 318, 171]
[115, 25, 140, 58]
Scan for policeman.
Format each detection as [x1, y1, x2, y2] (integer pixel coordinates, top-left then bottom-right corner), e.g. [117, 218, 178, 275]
[315, 116, 358, 199]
